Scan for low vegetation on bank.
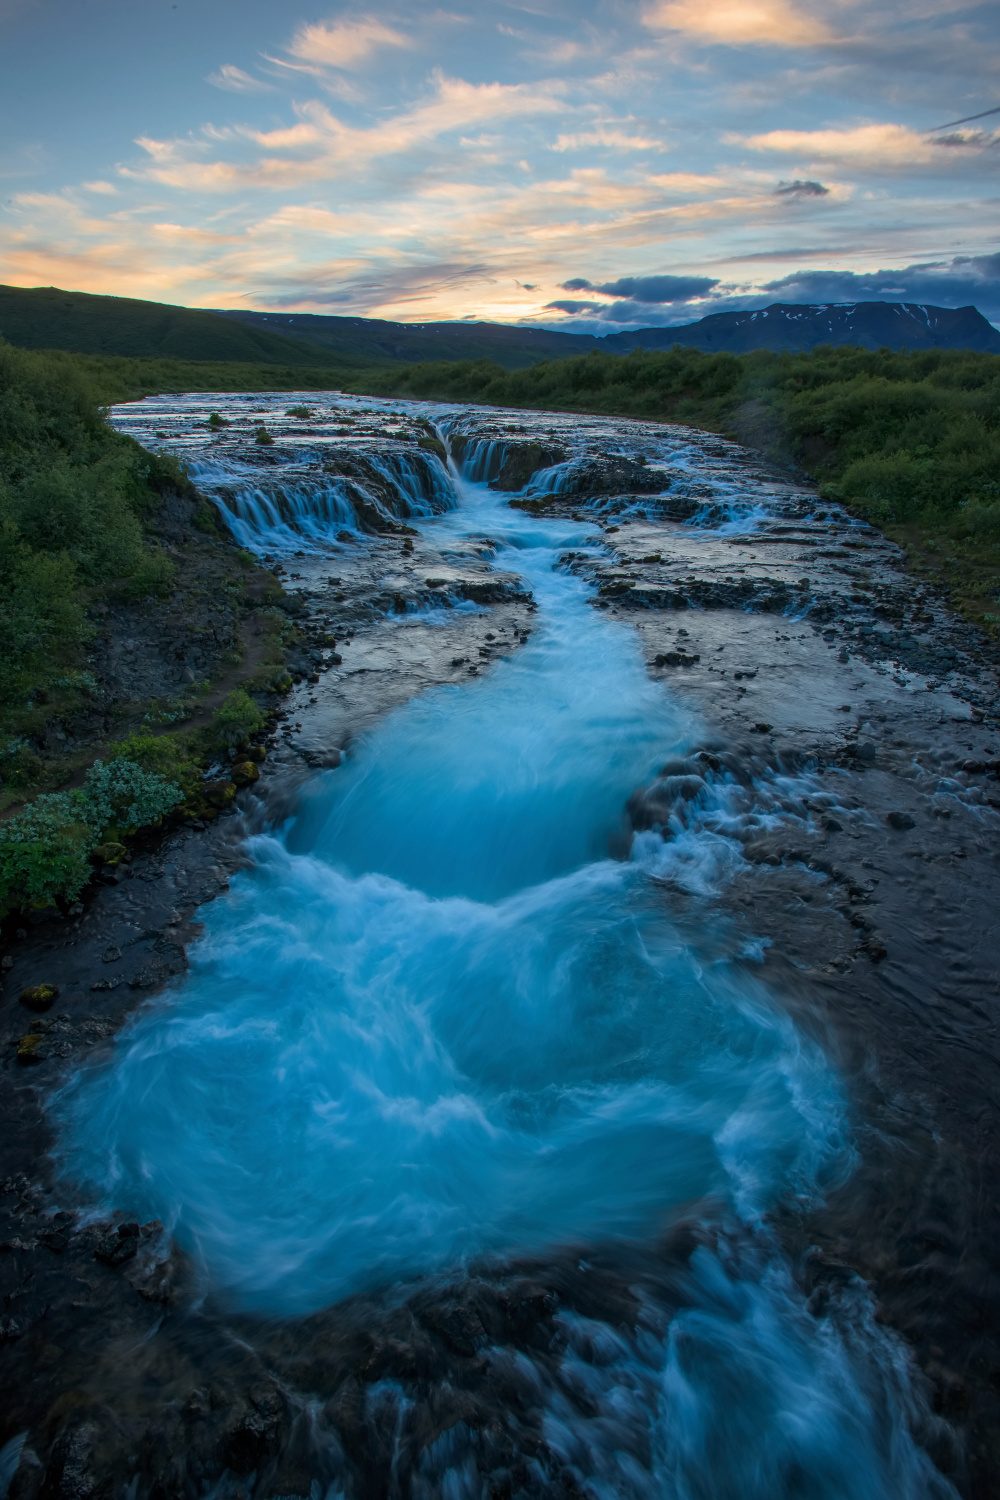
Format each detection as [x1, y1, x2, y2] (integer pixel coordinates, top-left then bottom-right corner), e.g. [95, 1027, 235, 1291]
[0, 340, 295, 916]
[354, 344, 1000, 636]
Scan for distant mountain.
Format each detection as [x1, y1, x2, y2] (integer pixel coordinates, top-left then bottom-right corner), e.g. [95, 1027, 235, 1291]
[3, 284, 998, 371]
[219, 299, 1000, 362]
[600, 301, 1000, 356]
[0, 285, 342, 367]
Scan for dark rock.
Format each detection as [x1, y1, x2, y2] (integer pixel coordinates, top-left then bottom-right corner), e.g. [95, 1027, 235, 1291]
[94, 1222, 141, 1267]
[230, 760, 260, 787]
[887, 811, 916, 831]
[654, 651, 700, 667]
[92, 842, 127, 867]
[855, 741, 877, 763]
[19, 983, 59, 1012]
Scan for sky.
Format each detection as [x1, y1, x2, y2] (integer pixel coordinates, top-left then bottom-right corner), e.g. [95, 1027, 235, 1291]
[0, 0, 998, 331]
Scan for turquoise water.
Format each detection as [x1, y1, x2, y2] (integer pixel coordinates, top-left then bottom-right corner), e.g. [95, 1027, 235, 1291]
[51, 451, 953, 1496]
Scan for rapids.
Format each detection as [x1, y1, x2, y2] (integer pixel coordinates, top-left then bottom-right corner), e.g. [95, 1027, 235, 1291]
[50, 405, 956, 1497]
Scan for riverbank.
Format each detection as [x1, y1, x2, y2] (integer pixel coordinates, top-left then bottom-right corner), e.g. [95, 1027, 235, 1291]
[1, 399, 998, 1497]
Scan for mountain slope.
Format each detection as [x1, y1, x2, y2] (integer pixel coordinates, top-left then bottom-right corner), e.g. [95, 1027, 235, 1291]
[0, 285, 347, 367]
[210, 309, 600, 368]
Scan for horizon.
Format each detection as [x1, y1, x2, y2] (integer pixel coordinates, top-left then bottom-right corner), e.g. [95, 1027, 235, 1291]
[1, 1, 998, 332]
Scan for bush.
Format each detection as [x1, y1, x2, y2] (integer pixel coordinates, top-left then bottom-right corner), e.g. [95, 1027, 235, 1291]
[0, 755, 183, 912]
[109, 727, 201, 797]
[82, 757, 183, 834]
[0, 791, 95, 911]
[209, 689, 265, 749]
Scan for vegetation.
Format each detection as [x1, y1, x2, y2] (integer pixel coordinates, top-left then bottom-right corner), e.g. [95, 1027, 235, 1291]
[0, 283, 342, 366]
[353, 344, 1000, 635]
[0, 341, 293, 916]
[0, 758, 181, 913]
[0, 339, 187, 740]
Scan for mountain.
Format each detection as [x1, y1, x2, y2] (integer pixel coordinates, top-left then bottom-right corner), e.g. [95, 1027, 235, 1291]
[218, 299, 1000, 362]
[3, 284, 998, 370]
[0, 285, 343, 366]
[600, 301, 1000, 355]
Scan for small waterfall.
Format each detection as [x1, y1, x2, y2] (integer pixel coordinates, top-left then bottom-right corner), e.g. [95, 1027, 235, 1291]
[185, 447, 457, 552]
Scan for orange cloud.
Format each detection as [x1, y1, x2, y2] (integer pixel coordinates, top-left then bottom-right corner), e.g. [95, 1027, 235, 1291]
[645, 0, 834, 47]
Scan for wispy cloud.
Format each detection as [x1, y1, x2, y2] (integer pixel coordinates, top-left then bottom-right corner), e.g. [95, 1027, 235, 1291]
[736, 122, 940, 167]
[207, 64, 273, 93]
[283, 16, 412, 71]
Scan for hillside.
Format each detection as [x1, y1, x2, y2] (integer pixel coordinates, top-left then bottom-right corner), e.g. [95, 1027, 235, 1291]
[6, 285, 997, 374]
[0, 285, 351, 367]
[212, 309, 599, 369]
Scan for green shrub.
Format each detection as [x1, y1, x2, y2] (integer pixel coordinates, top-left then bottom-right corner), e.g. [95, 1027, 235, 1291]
[82, 757, 182, 834]
[209, 688, 265, 749]
[110, 726, 202, 797]
[0, 791, 96, 911]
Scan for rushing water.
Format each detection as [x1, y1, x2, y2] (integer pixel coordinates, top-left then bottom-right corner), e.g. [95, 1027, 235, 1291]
[52, 400, 954, 1497]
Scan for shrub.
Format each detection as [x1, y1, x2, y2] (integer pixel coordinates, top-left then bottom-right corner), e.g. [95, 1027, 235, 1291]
[209, 688, 265, 749]
[82, 757, 183, 834]
[0, 791, 96, 911]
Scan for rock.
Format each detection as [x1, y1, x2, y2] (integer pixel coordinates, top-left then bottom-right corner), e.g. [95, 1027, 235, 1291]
[16, 1034, 45, 1064]
[887, 811, 915, 831]
[101, 946, 121, 964]
[855, 741, 877, 763]
[19, 983, 59, 1012]
[752, 723, 773, 734]
[654, 651, 700, 667]
[93, 842, 127, 866]
[94, 1222, 141, 1266]
[201, 779, 237, 810]
[245, 744, 267, 762]
[231, 760, 260, 787]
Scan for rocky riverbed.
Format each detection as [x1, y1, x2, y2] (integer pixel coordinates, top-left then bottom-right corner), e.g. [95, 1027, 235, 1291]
[1, 395, 998, 1499]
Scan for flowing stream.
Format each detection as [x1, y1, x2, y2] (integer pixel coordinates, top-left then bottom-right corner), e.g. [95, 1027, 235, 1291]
[52, 402, 954, 1497]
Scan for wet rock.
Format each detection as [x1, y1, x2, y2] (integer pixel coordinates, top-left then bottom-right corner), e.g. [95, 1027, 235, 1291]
[94, 1222, 141, 1267]
[230, 760, 260, 787]
[16, 1034, 47, 1064]
[19, 984, 59, 1012]
[653, 651, 700, 667]
[101, 946, 121, 964]
[855, 741, 877, 763]
[41, 1422, 102, 1500]
[201, 779, 237, 810]
[887, 811, 916, 831]
[92, 842, 127, 867]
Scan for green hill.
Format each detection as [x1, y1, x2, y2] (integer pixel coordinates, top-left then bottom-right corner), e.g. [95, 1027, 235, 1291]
[0, 284, 354, 367]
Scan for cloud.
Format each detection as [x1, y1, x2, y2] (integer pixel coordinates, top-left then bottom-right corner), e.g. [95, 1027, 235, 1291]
[737, 123, 938, 167]
[644, 0, 834, 48]
[774, 179, 828, 196]
[283, 16, 411, 71]
[552, 127, 665, 152]
[127, 74, 568, 193]
[763, 254, 1000, 320]
[561, 273, 720, 301]
[546, 298, 604, 313]
[82, 180, 118, 195]
[207, 64, 273, 93]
